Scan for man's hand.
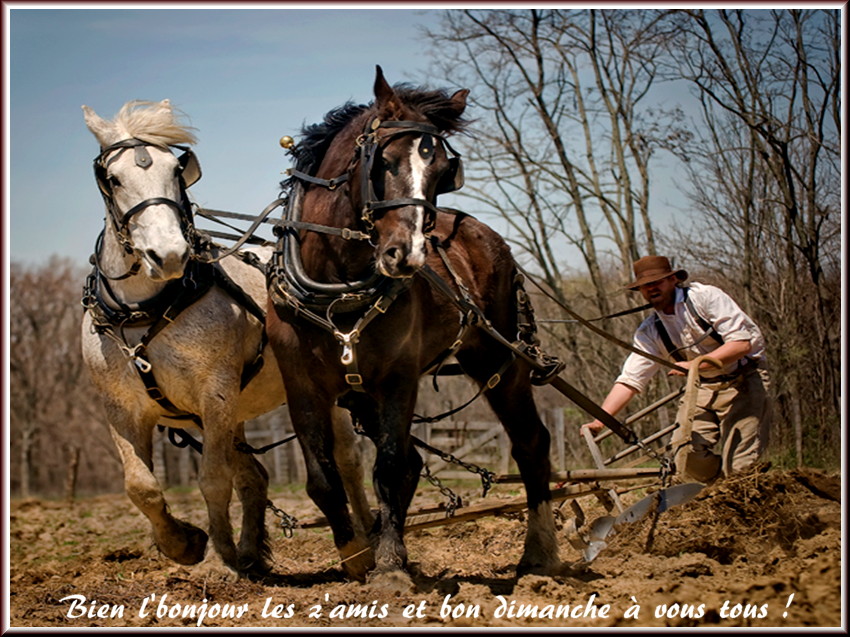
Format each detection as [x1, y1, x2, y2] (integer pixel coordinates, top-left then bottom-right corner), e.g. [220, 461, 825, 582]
[581, 420, 605, 434]
[667, 361, 690, 377]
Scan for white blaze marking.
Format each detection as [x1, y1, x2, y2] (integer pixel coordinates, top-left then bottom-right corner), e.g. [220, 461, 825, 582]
[407, 139, 429, 263]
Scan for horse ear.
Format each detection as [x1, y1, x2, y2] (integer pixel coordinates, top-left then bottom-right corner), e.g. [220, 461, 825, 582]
[82, 105, 115, 147]
[449, 89, 470, 117]
[373, 65, 400, 115]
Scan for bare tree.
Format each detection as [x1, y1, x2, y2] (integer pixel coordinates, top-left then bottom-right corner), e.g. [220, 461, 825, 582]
[9, 259, 122, 497]
[424, 9, 693, 426]
[663, 9, 841, 466]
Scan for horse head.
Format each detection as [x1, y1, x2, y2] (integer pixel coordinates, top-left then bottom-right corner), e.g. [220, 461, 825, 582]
[83, 100, 200, 282]
[350, 66, 469, 278]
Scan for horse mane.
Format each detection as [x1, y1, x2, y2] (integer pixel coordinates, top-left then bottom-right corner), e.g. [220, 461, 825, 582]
[111, 100, 198, 147]
[390, 83, 471, 135]
[290, 101, 368, 175]
[286, 82, 470, 183]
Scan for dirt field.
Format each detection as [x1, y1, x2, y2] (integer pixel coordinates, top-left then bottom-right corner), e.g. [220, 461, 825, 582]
[7, 465, 843, 629]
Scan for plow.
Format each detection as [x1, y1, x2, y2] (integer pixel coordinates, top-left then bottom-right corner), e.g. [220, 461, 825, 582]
[295, 445, 706, 565]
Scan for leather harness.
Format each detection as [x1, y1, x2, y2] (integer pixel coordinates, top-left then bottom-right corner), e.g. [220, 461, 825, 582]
[84, 250, 269, 426]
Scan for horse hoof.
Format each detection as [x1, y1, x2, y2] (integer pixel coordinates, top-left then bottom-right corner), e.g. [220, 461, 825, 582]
[516, 556, 564, 578]
[339, 538, 375, 582]
[237, 554, 273, 580]
[366, 568, 415, 594]
[162, 523, 208, 565]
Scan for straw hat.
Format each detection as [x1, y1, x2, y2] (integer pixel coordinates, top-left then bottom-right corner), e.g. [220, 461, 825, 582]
[626, 256, 688, 290]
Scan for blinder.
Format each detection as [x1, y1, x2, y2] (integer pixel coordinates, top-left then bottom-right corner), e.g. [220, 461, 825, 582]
[436, 154, 464, 195]
[359, 119, 464, 221]
[177, 147, 202, 188]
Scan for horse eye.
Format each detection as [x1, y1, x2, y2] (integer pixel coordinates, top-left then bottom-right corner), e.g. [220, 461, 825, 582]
[108, 175, 122, 188]
[418, 135, 435, 161]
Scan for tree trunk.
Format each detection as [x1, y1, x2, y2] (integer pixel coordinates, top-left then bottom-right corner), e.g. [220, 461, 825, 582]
[64, 445, 81, 503]
[20, 428, 32, 498]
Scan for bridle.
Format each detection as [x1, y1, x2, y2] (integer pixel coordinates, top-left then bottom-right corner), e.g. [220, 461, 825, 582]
[93, 138, 201, 280]
[285, 117, 464, 243]
[273, 116, 464, 314]
[354, 117, 464, 237]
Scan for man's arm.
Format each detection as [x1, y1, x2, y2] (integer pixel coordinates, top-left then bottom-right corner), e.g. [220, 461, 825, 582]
[667, 339, 752, 376]
[581, 382, 639, 433]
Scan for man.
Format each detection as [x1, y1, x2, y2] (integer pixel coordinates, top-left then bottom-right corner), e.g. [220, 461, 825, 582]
[582, 256, 772, 483]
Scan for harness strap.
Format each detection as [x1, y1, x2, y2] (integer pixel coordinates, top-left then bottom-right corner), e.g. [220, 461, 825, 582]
[88, 254, 272, 424]
[210, 261, 269, 389]
[140, 369, 203, 427]
[413, 353, 515, 424]
[653, 286, 725, 363]
[275, 218, 372, 242]
[286, 168, 349, 191]
[422, 311, 476, 391]
[197, 198, 287, 264]
[416, 263, 643, 448]
[121, 260, 216, 420]
[334, 282, 409, 392]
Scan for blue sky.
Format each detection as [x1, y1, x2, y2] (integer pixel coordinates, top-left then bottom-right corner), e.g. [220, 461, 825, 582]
[6, 6, 459, 268]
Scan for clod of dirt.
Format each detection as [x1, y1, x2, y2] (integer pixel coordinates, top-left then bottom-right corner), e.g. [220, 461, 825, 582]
[608, 466, 840, 564]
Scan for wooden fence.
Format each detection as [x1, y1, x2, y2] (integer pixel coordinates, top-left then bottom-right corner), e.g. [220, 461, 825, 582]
[153, 408, 570, 488]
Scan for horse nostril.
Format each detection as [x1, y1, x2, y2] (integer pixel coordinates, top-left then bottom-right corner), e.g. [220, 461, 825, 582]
[384, 246, 402, 266]
[145, 249, 163, 268]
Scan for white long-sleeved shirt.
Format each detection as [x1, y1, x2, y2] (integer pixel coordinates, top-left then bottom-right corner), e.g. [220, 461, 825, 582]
[615, 282, 766, 393]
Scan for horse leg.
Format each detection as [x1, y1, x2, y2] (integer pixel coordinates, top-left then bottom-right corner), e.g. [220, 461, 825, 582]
[232, 422, 272, 576]
[290, 392, 374, 581]
[369, 378, 422, 583]
[196, 395, 241, 573]
[330, 406, 375, 535]
[109, 421, 208, 565]
[459, 351, 561, 575]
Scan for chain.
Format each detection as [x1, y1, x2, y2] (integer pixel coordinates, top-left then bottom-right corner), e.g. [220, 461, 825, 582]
[421, 464, 462, 518]
[421, 443, 495, 498]
[657, 455, 675, 488]
[266, 500, 299, 538]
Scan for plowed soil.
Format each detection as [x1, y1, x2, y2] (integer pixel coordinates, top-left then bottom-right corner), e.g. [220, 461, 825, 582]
[6, 466, 842, 629]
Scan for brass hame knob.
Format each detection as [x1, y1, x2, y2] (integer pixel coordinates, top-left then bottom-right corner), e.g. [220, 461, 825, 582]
[279, 135, 294, 149]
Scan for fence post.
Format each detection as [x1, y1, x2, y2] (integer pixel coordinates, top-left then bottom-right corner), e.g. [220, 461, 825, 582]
[153, 431, 168, 487]
[178, 446, 190, 486]
[271, 419, 283, 484]
[552, 408, 565, 472]
[498, 429, 510, 475]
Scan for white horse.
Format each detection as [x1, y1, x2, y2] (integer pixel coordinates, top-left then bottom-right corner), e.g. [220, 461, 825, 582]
[81, 99, 373, 579]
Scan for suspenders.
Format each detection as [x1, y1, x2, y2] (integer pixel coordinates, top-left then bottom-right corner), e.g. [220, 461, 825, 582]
[653, 287, 724, 362]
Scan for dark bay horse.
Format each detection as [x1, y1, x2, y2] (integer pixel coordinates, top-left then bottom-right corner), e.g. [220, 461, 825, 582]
[267, 67, 562, 585]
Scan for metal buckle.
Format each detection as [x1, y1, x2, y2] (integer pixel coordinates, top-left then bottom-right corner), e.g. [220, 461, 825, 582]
[345, 373, 363, 386]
